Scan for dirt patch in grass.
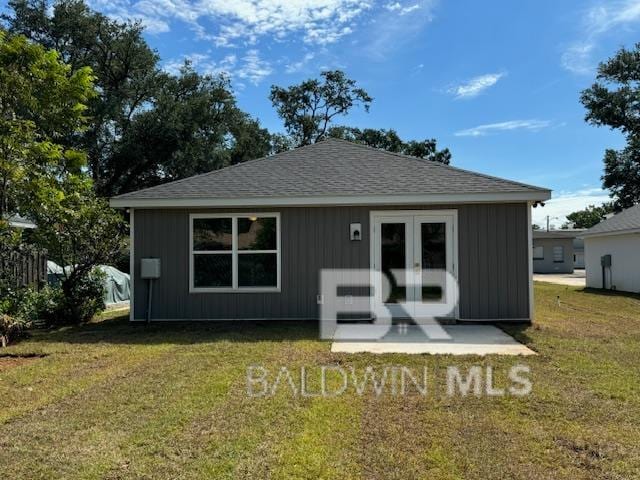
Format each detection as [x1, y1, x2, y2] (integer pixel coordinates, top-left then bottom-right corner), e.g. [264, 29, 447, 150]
[0, 353, 47, 371]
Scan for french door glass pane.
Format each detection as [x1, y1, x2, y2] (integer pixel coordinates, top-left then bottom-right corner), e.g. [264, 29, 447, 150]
[193, 218, 232, 251]
[421, 222, 446, 302]
[381, 223, 406, 303]
[238, 253, 277, 287]
[193, 254, 232, 287]
[238, 217, 277, 250]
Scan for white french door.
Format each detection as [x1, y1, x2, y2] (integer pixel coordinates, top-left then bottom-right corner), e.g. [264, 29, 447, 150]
[371, 211, 458, 320]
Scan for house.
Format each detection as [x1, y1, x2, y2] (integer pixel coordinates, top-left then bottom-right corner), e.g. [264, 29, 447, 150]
[110, 139, 551, 322]
[7, 215, 36, 229]
[582, 204, 640, 293]
[532, 229, 585, 273]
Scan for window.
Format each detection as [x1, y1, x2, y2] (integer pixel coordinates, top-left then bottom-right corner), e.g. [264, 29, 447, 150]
[190, 214, 280, 291]
[553, 246, 564, 263]
[533, 246, 544, 260]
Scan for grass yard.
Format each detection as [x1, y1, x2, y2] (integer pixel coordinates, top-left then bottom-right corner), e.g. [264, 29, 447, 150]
[1, 283, 639, 479]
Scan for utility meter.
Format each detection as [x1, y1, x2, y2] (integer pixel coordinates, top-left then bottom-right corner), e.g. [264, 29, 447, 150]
[141, 258, 161, 279]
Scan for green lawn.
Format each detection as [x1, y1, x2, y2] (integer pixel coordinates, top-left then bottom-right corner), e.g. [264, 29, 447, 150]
[1, 283, 639, 479]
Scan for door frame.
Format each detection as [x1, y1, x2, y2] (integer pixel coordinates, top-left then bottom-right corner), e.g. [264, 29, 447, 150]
[369, 209, 459, 320]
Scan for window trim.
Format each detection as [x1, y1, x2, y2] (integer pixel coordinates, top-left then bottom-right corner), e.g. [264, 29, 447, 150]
[533, 245, 544, 260]
[552, 245, 564, 263]
[189, 212, 281, 293]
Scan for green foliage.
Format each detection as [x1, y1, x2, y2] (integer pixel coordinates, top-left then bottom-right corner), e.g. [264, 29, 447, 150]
[16, 286, 60, 324]
[0, 29, 94, 219]
[106, 64, 271, 193]
[25, 176, 124, 323]
[564, 203, 615, 229]
[581, 43, 640, 208]
[328, 126, 451, 163]
[3, 1, 272, 196]
[50, 270, 105, 325]
[270, 70, 373, 146]
[270, 71, 451, 162]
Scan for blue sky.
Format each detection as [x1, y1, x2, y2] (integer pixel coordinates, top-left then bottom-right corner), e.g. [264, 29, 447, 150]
[44, 1, 640, 225]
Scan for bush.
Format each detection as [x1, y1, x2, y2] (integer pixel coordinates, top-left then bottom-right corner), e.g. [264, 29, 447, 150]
[0, 313, 27, 347]
[53, 270, 106, 325]
[16, 286, 61, 325]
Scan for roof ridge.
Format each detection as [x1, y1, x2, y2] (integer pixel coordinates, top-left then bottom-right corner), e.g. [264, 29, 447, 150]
[325, 137, 549, 192]
[113, 140, 328, 199]
[584, 203, 640, 235]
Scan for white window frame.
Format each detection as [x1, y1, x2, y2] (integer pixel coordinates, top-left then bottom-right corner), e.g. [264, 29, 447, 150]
[533, 246, 544, 260]
[189, 212, 281, 293]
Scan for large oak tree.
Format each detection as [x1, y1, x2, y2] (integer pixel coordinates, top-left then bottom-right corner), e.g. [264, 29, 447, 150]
[581, 43, 640, 208]
[3, 0, 271, 196]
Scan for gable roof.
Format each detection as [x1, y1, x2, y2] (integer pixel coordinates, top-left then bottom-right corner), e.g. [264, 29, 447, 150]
[582, 204, 640, 237]
[110, 138, 550, 208]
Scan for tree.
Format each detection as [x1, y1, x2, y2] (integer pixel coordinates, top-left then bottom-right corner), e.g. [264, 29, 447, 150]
[328, 126, 451, 164]
[3, 0, 271, 196]
[581, 43, 640, 208]
[27, 176, 125, 322]
[0, 30, 124, 324]
[270, 70, 372, 146]
[563, 203, 615, 229]
[0, 30, 93, 219]
[104, 64, 271, 194]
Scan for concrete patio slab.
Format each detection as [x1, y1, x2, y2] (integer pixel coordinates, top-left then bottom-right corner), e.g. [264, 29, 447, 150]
[331, 325, 536, 356]
[534, 271, 586, 287]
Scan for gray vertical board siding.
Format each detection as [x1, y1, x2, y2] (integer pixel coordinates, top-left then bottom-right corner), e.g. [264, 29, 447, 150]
[133, 203, 530, 321]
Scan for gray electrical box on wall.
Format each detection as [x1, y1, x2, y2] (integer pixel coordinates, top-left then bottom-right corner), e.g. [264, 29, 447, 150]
[140, 258, 161, 279]
[601, 255, 612, 267]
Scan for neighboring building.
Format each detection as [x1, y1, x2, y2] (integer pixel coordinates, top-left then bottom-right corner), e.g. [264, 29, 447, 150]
[532, 230, 585, 273]
[110, 139, 551, 323]
[573, 236, 585, 269]
[582, 204, 640, 293]
[7, 215, 36, 229]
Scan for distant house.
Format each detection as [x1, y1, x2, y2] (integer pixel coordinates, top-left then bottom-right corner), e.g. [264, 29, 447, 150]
[7, 215, 36, 229]
[582, 204, 640, 292]
[532, 230, 585, 274]
[110, 139, 550, 322]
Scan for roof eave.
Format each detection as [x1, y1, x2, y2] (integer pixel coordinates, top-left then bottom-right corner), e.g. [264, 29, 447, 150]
[110, 191, 551, 209]
[581, 227, 640, 238]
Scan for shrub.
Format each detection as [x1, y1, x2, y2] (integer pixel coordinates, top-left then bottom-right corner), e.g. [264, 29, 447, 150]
[0, 313, 27, 347]
[53, 270, 106, 325]
[15, 286, 61, 326]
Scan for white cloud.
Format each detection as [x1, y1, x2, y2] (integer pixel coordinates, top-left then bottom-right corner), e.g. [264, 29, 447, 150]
[89, 0, 372, 46]
[285, 53, 316, 74]
[447, 72, 505, 99]
[532, 187, 611, 229]
[585, 0, 640, 34]
[236, 49, 273, 85]
[365, 0, 436, 60]
[385, 2, 421, 15]
[163, 52, 237, 76]
[454, 119, 552, 137]
[163, 50, 271, 85]
[562, 0, 640, 74]
[561, 42, 595, 75]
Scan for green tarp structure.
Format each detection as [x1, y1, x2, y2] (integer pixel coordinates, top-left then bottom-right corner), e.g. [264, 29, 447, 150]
[47, 261, 130, 305]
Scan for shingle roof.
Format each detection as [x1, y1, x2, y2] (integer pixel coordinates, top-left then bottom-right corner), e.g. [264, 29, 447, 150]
[533, 229, 585, 239]
[111, 138, 550, 207]
[582, 204, 640, 237]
